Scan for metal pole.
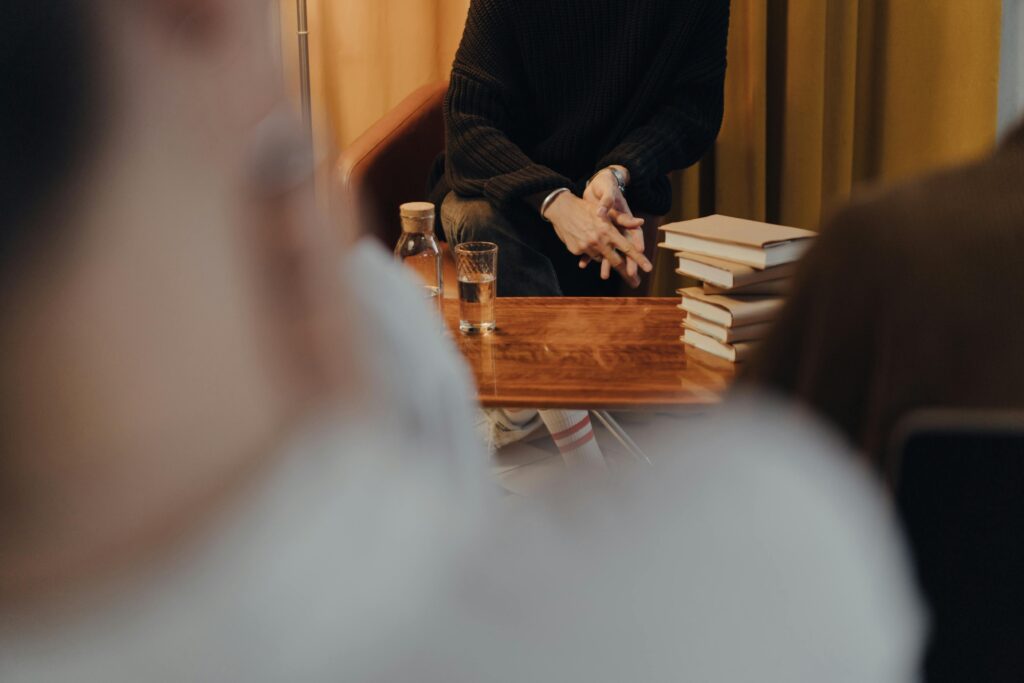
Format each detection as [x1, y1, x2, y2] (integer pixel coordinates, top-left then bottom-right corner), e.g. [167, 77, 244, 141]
[593, 411, 653, 465]
[296, 0, 313, 148]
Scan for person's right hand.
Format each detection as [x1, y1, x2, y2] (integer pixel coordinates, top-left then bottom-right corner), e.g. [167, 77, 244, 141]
[544, 192, 653, 287]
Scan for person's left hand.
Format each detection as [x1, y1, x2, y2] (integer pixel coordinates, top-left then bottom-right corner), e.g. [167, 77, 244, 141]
[583, 168, 646, 284]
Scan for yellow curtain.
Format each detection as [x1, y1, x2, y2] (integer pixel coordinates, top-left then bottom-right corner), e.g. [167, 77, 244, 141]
[655, 0, 1002, 293]
[279, 0, 468, 152]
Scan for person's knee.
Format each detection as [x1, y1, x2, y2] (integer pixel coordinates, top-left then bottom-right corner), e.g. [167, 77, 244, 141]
[441, 194, 510, 245]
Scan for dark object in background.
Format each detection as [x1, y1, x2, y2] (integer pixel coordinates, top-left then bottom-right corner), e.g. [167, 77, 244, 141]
[892, 411, 1024, 683]
[0, 1, 98, 263]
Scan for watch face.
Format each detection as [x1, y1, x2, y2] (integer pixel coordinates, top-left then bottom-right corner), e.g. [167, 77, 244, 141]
[612, 169, 627, 191]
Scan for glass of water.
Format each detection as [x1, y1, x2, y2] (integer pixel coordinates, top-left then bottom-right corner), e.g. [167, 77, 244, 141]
[454, 242, 498, 334]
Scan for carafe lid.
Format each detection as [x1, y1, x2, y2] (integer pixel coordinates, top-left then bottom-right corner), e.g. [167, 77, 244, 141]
[400, 202, 436, 219]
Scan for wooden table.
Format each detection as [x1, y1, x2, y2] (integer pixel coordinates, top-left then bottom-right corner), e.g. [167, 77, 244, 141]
[443, 297, 735, 411]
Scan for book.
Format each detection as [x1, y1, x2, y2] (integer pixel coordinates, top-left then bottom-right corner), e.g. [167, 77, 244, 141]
[683, 314, 773, 344]
[660, 214, 816, 269]
[678, 287, 784, 328]
[674, 252, 795, 289]
[682, 329, 757, 363]
[702, 278, 791, 296]
[685, 345, 741, 378]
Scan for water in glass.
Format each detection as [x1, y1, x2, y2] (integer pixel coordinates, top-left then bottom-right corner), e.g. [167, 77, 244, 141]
[458, 273, 496, 333]
[455, 242, 498, 333]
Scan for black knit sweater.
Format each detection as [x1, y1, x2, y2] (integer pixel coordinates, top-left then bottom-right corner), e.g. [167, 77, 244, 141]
[429, 0, 730, 217]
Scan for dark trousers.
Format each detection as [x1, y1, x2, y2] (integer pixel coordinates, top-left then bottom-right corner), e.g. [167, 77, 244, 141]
[441, 193, 647, 297]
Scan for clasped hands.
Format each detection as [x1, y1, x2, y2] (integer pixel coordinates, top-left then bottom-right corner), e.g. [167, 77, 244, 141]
[544, 166, 653, 289]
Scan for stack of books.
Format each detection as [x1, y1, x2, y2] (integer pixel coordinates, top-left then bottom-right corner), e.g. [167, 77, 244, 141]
[659, 215, 817, 363]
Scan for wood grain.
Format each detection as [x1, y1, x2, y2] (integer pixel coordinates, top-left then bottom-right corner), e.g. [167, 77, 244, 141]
[444, 297, 735, 410]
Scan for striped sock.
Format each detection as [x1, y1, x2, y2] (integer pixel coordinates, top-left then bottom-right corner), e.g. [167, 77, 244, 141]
[539, 410, 606, 470]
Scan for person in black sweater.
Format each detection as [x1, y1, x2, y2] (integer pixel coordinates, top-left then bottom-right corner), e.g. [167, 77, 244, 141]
[430, 0, 730, 296]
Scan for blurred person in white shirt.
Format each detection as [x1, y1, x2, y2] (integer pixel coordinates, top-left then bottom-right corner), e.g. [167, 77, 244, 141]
[0, 1, 923, 681]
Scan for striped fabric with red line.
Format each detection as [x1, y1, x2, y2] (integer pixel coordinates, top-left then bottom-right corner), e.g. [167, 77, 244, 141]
[549, 415, 592, 441]
[555, 429, 596, 454]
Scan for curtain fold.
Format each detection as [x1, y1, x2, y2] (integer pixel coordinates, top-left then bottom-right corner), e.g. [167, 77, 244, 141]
[652, 0, 1002, 295]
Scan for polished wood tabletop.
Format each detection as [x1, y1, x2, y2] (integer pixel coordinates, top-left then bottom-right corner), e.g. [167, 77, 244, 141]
[443, 297, 736, 410]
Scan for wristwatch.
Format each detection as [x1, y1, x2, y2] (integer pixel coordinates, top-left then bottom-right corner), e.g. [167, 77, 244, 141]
[588, 166, 628, 194]
[607, 166, 628, 194]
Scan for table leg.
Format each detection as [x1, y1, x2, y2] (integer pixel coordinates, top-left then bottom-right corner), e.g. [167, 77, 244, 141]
[592, 410, 653, 465]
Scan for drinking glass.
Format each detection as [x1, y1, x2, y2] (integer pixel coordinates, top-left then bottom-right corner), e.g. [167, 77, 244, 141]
[454, 242, 498, 333]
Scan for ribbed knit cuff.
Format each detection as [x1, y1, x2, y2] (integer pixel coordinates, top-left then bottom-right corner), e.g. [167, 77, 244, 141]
[626, 179, 673, 217]
[598, 151, 648, 189]
[481, 165, 572, 212]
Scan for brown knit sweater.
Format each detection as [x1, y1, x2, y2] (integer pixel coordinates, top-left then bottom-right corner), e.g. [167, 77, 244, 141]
[429, 0, 729, 217]
[746, 120, 1024, 474]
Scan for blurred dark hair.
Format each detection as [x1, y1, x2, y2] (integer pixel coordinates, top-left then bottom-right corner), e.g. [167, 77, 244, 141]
[0, 1, 97, 264]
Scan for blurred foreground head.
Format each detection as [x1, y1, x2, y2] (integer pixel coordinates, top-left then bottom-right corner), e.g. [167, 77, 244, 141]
[0, 0, 349, 599]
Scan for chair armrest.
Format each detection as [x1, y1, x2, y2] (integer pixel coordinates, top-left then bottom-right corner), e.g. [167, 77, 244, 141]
[337, 81, 449, 247]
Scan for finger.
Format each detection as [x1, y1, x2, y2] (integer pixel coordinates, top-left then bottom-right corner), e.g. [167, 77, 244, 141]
[629, 228, 645, 254]
[579, 256, 592, 269]
[607, 230, 653, 272]
[610, 257, 640, 288]
[597, 242, 624, 271]
[609, 209, 645, 230]
[598, 246, 637, 286]
[615, 217, 645, 230]
[627, 255, 638, 280]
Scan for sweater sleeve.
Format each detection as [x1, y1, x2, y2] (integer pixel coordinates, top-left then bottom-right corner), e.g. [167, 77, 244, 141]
[444, 0, 573, 213]
[597, 1, 729, 189]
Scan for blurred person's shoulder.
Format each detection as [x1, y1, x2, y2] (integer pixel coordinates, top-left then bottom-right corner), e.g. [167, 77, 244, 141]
[376, 392, 924, 683]
[342, 239, 485, 476]
[820, 128, 1024, 261]
[342, 239, 469, 396]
